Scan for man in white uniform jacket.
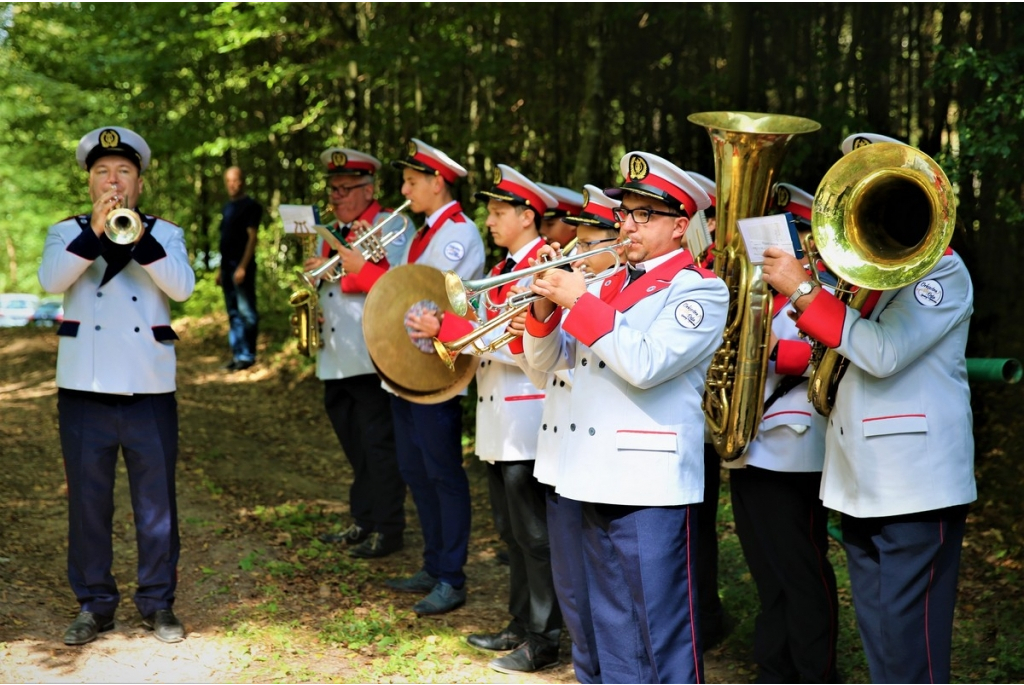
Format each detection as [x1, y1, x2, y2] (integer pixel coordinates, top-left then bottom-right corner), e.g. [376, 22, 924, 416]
[762, 133, 976, 684]
[39, 126, 195, 646]
[524, 151, 728, 683]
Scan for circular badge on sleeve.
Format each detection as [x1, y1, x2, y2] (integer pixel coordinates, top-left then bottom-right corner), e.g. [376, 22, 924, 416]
[914, 279, 943, 306]
[390, 230, 408, 247]
[675, 300, 704, 329]
[444, 241, 466, 261]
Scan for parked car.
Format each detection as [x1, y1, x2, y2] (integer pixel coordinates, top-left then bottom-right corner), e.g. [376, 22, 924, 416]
[0, 294, 41, 328]
[30, 299, 64, 327]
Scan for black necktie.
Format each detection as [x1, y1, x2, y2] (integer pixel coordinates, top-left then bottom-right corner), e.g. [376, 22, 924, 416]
[499, 258, 516, 275]
[626, 264, 646, 285]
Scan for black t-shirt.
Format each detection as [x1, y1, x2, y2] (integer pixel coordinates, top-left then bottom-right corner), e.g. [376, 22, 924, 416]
[219, 196, 263, 263]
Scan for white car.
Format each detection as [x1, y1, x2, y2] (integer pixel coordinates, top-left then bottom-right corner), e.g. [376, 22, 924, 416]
[0, 294, 41, 328]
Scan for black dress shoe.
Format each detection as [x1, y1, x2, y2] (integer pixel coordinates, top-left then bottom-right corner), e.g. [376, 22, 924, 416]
[467, 625, 527, 651]
[319, 523, 369, 545]
[348, 532, 404, 558]
[63, 611, 115, 645]
[142, 609, 185, 643]
[489, 639, 560, 674]
[221, 360, 240, 371]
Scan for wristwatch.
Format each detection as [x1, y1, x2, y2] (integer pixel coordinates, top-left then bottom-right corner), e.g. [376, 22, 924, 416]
[789, 280, 816, 305]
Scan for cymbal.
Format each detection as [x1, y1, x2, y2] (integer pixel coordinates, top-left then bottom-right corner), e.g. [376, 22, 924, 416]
[363, 264, 478, 396]
[373, 359, 475, 405]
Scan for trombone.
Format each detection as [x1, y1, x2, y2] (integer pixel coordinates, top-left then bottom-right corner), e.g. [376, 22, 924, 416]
[298, 199, 412, 288]
[433, 238, 631, 371]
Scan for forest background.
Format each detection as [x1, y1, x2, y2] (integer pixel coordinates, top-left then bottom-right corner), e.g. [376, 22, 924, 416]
[2, 2, 1023, 364]
[2, 4, 1024, 683]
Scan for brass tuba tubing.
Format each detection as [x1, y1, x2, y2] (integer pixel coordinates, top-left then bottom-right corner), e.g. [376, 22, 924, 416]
[688, 111, 821, 461]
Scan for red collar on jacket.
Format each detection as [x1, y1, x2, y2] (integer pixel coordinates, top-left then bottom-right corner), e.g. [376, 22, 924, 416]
[485, 237, 547, 320]
[320, 201, 383, 258]
[597, 250, 715, 312]
[407, 202, 467, 264]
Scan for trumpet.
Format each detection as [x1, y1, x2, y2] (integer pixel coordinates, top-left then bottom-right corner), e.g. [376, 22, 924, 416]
[433, 239, 630, 370]
[104, 192, 144, 244]
[444, 238, 631, 317]
[300, 200, 412, 288]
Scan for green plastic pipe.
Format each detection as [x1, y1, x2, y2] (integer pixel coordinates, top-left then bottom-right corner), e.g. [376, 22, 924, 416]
[966, 357, 1022, 384]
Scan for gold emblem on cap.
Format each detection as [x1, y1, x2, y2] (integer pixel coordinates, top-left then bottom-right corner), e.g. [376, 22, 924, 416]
[629, 154, 649, 181]
[407, 141, 418, 157]
[99, 129, 120, 149]
[493, 167, 503, 185]
[581, 188, 590, 208]
[853, 136, 872, 149]
[331, 151, 347, 167]
[776, 185, 791, 208]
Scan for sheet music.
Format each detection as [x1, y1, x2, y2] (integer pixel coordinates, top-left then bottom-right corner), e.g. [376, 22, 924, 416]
[738, 214, 799, 265]
[686, 210, 713, 258]
[279, 204, 318, 235]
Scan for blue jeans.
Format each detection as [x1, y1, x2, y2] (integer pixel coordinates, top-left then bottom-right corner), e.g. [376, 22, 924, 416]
[222, 262, 258, 363]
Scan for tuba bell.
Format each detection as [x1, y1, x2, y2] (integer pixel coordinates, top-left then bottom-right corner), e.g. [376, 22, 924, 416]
[688, 111, 821, 461]
[804, 142, 956, 415]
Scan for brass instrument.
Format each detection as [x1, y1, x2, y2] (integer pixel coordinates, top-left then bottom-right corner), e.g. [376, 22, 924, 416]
[688, 111, 821, 461]
[289, 201, 412, 357]
[432, 239, 633, 369]
[104, 192, 144, 244]
[303, 200, 412, 286]
[362, 264, 479, 404]
[805, 142, 955, 415]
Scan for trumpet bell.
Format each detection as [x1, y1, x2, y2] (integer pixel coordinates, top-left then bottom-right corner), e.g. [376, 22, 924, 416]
[105, 207, 144, 245]
[812, 142, 956, 290]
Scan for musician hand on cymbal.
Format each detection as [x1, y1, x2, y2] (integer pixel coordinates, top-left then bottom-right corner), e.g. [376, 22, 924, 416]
[405, 309, 442, 340]
[763, 247, 820, 311]
[336, 243, 366, 275]
[531, 266, 587, 310]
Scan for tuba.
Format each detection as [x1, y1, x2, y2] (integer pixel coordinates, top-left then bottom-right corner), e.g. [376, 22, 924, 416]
[805, 142, 956, 415]
[689, 111, 821, 461]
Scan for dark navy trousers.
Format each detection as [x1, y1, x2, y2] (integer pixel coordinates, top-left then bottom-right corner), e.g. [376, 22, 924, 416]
[389, 395, 470, 588]
[842, 505, 968, 684]
[547, 490, 600, 683]
[58, 389, 180, 618]
[582, 502, 704, 684]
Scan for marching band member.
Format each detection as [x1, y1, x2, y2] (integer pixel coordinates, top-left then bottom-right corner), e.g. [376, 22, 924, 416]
[310, 147, 411, 559]
[452, 166, 561, 675]
[383, 139, 485, 616]
[39, 126, 195, 645]
[724, 183, 839, 683]
[533, 184, 622, 684]
[537, 182, 584, 247]
[761, 133, 976, 684]
[524, 152, 729, 683]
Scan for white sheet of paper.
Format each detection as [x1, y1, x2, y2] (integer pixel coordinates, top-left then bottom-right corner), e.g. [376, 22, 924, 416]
[686, 210, 713, 259]
[279, 204, 318, 235]
[738, 215, 797, 265]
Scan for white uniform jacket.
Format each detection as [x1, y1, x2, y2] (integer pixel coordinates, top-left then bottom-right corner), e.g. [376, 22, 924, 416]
[524, 249, 728, 506]
[315, 202, 412, 380]
[534, 368, 572, 486]
[38, 214, 195, 394]
[466, 238, 549, 463]
[726, 293, 826, 473]
[796, 250, 976, 518]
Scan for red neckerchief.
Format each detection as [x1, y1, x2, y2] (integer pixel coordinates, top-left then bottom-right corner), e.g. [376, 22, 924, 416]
[407, 202, 467, 264]
[597, 251, 706, 312]
[485, 238, 546, 321]
[320, 201, 382, 258]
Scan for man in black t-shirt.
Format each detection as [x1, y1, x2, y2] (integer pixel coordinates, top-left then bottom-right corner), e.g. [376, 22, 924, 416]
[217, 166, 262, 370]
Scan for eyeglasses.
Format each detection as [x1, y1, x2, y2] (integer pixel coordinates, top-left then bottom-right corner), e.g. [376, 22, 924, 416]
[612, 206, 683, 224]
[329, 182, 372, 197]
[577, 237, 620, 252]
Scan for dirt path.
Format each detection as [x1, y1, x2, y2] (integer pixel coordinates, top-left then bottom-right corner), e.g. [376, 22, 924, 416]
[0, 320, 753, 683]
